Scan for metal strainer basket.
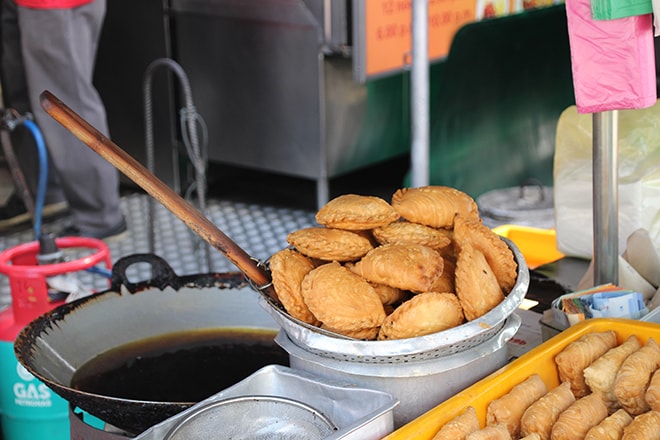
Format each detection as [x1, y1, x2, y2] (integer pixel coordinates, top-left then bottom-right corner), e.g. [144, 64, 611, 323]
[164, 395, 337, 440]
[259, 238, 529, 364]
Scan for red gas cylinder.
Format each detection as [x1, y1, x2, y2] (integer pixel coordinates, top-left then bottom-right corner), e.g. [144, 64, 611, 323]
[0, 236, 111, 326]
[0, 236, 112, 440]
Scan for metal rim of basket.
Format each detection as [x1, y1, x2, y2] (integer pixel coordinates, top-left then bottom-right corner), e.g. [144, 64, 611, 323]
[260, 238, 530, 363]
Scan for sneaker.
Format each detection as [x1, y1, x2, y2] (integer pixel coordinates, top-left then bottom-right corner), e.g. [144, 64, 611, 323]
[0, 192, 69, 231]
[59, 217, 128, 242]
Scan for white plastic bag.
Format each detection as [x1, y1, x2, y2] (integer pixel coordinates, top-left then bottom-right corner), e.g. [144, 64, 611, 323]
[553, 103, 660, 258]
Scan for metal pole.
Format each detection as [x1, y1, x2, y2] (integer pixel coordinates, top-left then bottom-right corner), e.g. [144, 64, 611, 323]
[592, 110, 619, 285]
[410, 0, 429, 187]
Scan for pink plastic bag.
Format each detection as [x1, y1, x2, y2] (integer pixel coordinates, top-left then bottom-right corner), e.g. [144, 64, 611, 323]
[565, 0, 656, 113]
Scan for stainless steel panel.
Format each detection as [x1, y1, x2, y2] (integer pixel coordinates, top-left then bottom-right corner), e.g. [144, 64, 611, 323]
[172, 0, 325, 180]
[94, 0, 178, 187]
[170, 0, 409, 207]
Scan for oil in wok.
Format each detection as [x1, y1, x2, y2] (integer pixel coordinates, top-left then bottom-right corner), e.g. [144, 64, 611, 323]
[70, 328, 289, 402]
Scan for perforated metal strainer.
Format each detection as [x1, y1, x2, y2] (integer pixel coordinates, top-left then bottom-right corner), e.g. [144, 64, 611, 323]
[260, 238, 529, 363]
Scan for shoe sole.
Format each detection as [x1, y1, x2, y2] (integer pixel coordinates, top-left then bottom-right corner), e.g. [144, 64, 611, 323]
[99, 228, 129, 243]
[59, 219, 129, 242]
[0, 202, 70, 230]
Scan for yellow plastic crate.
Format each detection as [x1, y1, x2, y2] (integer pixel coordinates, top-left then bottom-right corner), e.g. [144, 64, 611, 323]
[493, 224, 564, 269]
[383, 318, 660, 440]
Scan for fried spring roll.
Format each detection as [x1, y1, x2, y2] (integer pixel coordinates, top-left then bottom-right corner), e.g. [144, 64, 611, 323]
[432, 406, 480, 440]
[644, 366, 660, 412]
[554, 330, 618, 398]
[583, 335, 642, 411]
[487, 374, 547, 438]
[614, 337, 660, 415]
[621, 410, 660, 440]
[466, 424, 512, 440]
[550, 393, 609, 440]
[520, 381, 576, 440]
[584, 408, 633, 440]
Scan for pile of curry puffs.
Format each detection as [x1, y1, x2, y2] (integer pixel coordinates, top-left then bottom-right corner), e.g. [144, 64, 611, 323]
[268, 186, 518, 341]
[432, 331, 660, 439]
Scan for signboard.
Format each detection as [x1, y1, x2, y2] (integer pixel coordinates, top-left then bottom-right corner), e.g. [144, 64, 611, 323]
[352, 0, 558, 82]
[353, 0, 476, 82]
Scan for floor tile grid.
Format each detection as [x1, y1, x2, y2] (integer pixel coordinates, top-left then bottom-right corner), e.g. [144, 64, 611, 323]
[0, 193, 317, 310]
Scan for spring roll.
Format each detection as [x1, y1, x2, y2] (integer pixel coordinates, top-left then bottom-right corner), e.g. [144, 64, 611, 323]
[466, 424, 512, 440]
[432, 406, 480, 440]
[555, 330, 618, 398]
[583, 335, 642, 412]
[550, 393, 609, 440]
[520, 381, 576, 440]
[487, 374, 547, 438]
[584, 408, 633, 440]
[614, 337, 660, 415]
[645, 367, 660, 411]
[621, 410, 660, 440]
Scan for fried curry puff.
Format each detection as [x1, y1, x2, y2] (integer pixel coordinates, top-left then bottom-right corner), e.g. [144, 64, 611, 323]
[315, 194, 400, 230]
[301, 262, 386, 338]
[267, 185, 519, 340]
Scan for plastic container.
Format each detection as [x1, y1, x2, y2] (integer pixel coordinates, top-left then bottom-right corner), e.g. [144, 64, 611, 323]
[383, 317, 660, 440]
[0, 237, 111, 440]
[278, 314, 521, 428]
[493, 224, 564, 269]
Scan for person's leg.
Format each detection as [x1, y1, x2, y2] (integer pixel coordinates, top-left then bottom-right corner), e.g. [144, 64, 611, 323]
[1, 0, 30, 113]
[17, 0, 124, 233]
[0, 0, 67, 230]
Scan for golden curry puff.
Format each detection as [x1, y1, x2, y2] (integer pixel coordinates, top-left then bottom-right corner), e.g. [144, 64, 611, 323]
[372, 220, 452, 250]
[315, 194, 400, 230]
[320, 324, 380, 341]
[391, 185, 480, 229]
[455, 243, 505, 321]
[453, 214, 518, 293]
[429, 257, 456, 294]
[269, 248, 320, 326]
[377, 291, 464, 340]
[300, 262, 386, 338]
[368, 282, 408, 306]
[349, 243, 444, 293]
[287, 227, 373, 262]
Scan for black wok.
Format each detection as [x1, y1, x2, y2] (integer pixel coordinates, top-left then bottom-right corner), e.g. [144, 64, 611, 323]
[14, 254, 284, 435]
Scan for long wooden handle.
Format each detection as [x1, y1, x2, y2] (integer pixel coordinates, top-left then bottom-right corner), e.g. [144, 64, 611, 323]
[40, 90, 278, 300]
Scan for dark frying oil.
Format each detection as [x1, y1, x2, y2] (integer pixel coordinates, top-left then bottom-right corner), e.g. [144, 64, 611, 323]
[70, 329, 289, 403]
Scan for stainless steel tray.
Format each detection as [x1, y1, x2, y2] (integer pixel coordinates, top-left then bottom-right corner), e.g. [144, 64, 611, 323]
[134, 365, 399, 440]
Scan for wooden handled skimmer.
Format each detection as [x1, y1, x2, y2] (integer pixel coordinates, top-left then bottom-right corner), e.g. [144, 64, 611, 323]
[40, 90, 278, 302]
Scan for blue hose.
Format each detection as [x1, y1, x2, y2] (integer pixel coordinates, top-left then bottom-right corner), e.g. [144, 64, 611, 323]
[20, 118, 111, 279]
[21, 119, 48, 240]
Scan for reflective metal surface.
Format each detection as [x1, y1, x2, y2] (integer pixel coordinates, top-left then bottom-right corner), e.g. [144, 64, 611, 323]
[165, 395, 337, 440]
